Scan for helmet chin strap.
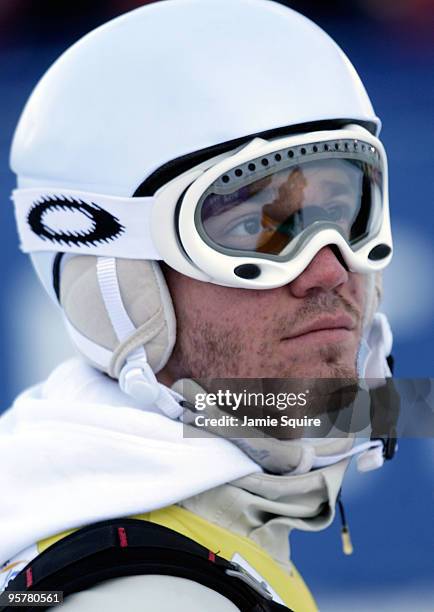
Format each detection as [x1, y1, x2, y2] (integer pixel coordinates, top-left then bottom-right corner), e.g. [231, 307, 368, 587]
[292, 439, 385, 475]
[118, 355, 183, 420]
[96, 256, 183, 419]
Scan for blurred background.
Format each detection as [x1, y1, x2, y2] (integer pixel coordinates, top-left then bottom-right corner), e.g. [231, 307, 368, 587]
[0, 1, 433, 610]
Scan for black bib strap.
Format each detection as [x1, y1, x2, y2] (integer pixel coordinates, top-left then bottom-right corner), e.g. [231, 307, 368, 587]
[1, 518, 292, 612]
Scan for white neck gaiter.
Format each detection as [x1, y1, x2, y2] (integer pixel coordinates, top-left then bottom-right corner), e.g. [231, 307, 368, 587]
[179, 459, 349, 570]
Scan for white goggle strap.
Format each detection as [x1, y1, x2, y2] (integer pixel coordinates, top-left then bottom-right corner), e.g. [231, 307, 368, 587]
[12, 188, 160, 260]
[96, 256, 183, 419]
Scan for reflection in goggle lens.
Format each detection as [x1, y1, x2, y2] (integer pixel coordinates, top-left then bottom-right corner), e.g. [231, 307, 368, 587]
[200, 158, 382, 256]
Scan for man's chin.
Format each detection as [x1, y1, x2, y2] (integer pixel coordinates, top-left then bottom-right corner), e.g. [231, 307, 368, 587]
[277, 345, 358, 380]
[287, 363, 358, 380]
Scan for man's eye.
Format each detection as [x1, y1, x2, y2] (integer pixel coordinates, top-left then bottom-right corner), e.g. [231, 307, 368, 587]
[326, 203, 352, 222]
[226, 215, 263, 237]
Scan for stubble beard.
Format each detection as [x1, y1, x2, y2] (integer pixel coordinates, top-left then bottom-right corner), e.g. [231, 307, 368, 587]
[168, 290, 361, 380]
[165, 289, 362, 417]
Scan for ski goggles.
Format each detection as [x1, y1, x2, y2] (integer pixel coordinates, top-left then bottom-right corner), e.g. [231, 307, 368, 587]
[13, 127, 392, 289]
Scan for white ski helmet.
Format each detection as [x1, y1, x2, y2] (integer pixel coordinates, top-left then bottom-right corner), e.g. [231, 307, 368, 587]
[11, 0, 392, 408]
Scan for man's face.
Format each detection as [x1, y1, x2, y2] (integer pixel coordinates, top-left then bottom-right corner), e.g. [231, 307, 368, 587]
[159, 246, 366, 383]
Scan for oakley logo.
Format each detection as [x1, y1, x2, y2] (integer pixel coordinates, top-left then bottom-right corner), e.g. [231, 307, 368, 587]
[27, 196, 125, 247]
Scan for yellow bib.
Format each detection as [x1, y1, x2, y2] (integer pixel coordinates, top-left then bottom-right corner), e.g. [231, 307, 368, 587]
[38, 505, 317, 612]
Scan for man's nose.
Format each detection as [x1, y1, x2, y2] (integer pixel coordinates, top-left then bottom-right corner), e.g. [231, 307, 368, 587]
[289, 246, 349, 298]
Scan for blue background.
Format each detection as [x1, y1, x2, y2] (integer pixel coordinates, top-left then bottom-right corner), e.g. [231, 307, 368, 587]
[1, 2, 433, 610]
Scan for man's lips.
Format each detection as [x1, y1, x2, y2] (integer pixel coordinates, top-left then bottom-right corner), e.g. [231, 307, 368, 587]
[281, 314, 356, 341]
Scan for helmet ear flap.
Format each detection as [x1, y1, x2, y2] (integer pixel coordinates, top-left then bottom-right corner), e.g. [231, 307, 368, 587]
[109, 259, 177, 378]
[60, 256, 176, 378]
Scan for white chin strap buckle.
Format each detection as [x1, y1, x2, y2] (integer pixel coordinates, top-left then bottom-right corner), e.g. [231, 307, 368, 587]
[119, 359, 161, 406]
[119, 358, 184, 420]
